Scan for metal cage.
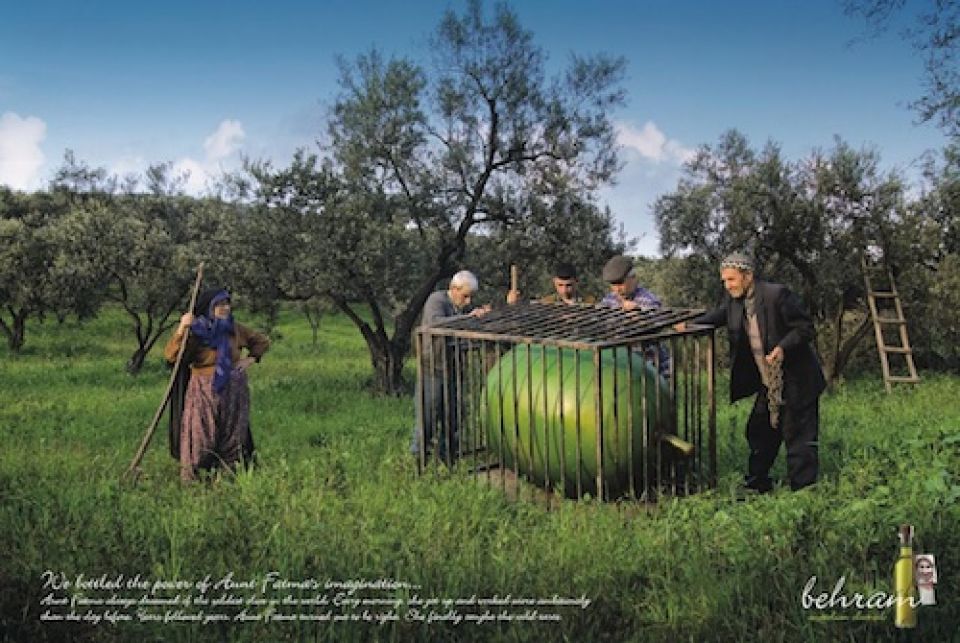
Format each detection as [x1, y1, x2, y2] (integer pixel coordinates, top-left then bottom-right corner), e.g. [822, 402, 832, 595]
[414, 302, 717, 502]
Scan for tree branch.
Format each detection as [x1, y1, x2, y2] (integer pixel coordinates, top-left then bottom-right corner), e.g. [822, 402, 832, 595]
[327, 292, 376, 347]
[363, 287, 390, 346]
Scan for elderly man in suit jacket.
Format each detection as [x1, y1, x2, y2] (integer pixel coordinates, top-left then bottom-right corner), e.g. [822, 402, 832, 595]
[412, 270, 490, 462]
[691, 252, 825, 491]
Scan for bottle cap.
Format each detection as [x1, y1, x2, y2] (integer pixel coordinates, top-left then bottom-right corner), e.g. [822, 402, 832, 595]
[899, 524, 914, 545]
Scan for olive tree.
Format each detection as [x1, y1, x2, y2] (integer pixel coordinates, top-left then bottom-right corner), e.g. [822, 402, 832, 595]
[255, 1, 626, 393]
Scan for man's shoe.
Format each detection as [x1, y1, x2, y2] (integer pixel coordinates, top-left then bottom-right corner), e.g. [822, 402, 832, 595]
[744, 475, 773, 493]
[733, 486, 762, 502]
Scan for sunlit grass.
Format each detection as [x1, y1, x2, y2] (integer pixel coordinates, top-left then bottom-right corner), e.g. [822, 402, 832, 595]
[1, 306, 958, 642]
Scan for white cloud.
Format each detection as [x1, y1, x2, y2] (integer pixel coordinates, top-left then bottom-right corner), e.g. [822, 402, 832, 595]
[169, 119, 246, 195]
[601, 160, 686, 257]
[616, 120, 694, 164]
[600, 121, 697, 256]
[110, 155, 148, 180]
[0, 112, 47, 190]
[172, 157, 209, 195]
[664, 140, 696, 164]
[203, 119, 245, 161]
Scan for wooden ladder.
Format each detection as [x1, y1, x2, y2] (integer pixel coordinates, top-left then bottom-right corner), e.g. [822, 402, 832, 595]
[861, 255, 920, 393]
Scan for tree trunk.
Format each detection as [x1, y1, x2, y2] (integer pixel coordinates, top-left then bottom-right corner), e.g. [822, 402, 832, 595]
[11, 314, 26, 352]
[828, 315, 873, 384]
[125, 323, 169, 375]
[329, 296, 409, 395]
[369, 334, 409, 396]
[126, 345, 149, 375]
[327, 246, 460, 396]
[0, 309, 27, 353]
[827, 296, 845, 382]
[261, 302, 281, 336]
[304, 308, 321, 348]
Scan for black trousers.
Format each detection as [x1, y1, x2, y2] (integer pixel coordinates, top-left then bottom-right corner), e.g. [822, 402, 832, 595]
[745, 389, 819, 491]
[411, 372, 460, 461]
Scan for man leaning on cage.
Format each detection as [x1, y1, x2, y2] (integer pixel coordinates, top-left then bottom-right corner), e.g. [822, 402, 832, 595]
[599, 254, 671, 376]
[687, 252, 825, 492]
[411, 270, 490, 462]
[506, 262, 597, 306]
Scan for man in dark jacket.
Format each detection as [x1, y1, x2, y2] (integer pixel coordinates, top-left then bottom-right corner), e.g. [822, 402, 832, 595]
[692, 252, 825, 491]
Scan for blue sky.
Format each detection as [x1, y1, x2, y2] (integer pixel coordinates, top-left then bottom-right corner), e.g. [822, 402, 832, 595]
[0, 0, 947, 255]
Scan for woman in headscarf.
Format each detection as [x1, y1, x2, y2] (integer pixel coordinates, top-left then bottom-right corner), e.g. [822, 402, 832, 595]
[164, 288, 270, 482]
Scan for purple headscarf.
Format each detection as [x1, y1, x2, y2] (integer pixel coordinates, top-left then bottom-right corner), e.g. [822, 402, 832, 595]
[190, 289, 234, 394]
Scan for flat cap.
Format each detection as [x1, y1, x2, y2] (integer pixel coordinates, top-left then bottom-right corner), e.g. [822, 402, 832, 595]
[554, 262, 577, 280]
[602, 255, 633, 282]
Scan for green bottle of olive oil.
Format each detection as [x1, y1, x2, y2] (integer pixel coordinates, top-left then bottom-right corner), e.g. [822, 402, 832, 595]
[894, 524, 917, 628]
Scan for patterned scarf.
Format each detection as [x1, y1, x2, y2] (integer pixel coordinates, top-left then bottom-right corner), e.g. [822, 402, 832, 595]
[189, 290, 234, 394]
[744, 283, 757, 318]
[765, 353, 784, 429]
[742, 283, 783, 427]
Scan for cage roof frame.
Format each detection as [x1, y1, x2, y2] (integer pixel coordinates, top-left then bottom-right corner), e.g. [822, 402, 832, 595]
[420, 302, 708, 349]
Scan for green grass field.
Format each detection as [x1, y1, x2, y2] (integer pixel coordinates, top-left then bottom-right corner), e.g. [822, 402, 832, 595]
[1, 307, 958, 642]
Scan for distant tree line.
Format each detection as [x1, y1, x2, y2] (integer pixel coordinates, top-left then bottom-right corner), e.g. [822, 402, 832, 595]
[4, 128, 958, 387]
[0, 147, 623, 384]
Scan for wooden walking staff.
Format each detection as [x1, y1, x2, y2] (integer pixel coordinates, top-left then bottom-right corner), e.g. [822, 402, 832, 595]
[123, 262, 204, 482]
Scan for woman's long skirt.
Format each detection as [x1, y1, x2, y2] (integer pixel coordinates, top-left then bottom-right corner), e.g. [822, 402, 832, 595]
[179, 368, 254, 481]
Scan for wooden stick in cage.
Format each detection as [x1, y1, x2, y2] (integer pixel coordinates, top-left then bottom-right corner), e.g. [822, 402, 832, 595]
[660, 433, 695, 457]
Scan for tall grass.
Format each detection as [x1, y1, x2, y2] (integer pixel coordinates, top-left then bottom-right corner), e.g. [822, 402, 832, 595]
[1, 307, 958, 642]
